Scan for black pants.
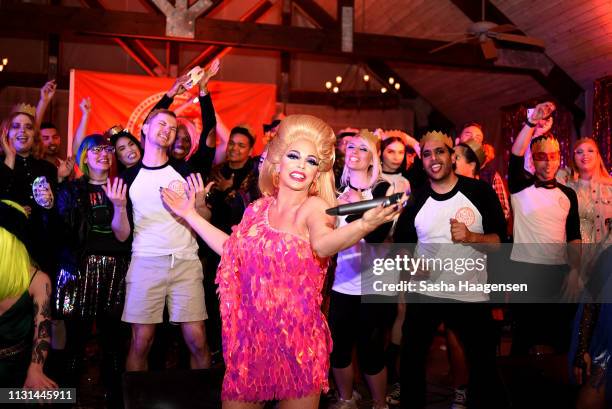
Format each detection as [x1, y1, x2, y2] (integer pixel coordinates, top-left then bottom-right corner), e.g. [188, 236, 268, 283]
[506, 262, 575, 355]
[399, 294, 501, 409]
[328, 291, 395, 375]
[64, 317, 129, 407]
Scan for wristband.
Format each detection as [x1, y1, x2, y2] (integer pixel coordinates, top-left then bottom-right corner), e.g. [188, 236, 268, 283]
[525, 119, 536, 128]
[199, 88, 208, 97]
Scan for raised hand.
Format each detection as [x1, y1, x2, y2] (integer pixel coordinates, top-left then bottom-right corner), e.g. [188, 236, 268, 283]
[1, 128, 16, 162]
[167, 74, 191, 98]
[200, 59, 220, 88]
[529, 101, 556, 122]
[102, 177, 127, 208]
[79, 97, 91, 115]
[161, 186, 196, 219]
[185, 172, 212, 206]
[40, 80, 57, 104]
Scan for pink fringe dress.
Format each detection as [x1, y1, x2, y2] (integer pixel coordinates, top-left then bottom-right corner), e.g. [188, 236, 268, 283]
[216, 196, 332, 402]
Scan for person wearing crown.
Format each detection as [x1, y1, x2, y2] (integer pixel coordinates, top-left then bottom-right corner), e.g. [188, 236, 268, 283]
[507, 101, 582, 355]
[394, 130, 506, 409]
[0, 105, 71, 275]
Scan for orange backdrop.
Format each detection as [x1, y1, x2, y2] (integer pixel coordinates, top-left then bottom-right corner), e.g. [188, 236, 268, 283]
[68, 69, 277, 156]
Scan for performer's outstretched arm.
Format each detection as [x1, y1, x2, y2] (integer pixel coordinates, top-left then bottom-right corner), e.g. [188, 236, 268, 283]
[305, 195, 404, 258]
[161, 187, 228, 255]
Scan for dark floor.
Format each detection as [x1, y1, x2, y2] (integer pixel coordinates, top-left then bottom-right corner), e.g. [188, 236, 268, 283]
[60, 330, 578, 409]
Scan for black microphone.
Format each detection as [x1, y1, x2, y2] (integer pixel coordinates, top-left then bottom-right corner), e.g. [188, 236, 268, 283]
[326, 193, 404, 216]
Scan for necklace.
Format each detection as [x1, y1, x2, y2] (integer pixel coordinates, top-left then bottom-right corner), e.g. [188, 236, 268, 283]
[88, 178, 108, 185]
[348, 181, 368, 200]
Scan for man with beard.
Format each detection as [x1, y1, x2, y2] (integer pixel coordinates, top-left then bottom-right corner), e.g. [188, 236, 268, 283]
[40, 122, 63, 167]
[110, 108, 211, 372]
[507, 101, 581, 355]
[202, 126, 256, 359]
[394, 131, 506, 409]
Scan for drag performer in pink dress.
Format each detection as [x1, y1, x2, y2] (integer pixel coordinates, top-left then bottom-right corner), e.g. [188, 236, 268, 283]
[162, 114, 404, 408]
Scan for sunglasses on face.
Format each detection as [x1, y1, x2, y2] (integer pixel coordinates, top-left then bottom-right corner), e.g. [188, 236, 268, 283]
[89, 145, 115, 154]
[533, 151, 560, 162]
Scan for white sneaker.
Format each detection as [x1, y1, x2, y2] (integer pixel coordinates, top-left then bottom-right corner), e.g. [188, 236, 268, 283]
[329, 397, 358, 409]
[330, 390, 360, 409]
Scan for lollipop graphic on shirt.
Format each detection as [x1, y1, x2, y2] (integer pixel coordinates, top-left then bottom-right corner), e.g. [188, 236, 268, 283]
[32, 176, 54, 209]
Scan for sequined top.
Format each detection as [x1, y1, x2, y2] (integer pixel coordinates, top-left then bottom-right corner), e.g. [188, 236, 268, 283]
[564, 178, 612, 244]
[216, 196, 332, 402]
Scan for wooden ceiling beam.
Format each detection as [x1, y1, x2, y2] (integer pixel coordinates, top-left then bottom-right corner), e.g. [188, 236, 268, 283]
[293, 0, 452, 125]
[182, 0, 275, 73]
[449, 0, 584, 124]
[0, 3, 565, 77]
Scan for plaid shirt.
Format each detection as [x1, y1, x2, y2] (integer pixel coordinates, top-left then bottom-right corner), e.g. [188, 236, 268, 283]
[492, 171, 511, 221]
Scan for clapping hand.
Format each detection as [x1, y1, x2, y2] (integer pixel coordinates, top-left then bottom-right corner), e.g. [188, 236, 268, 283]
[57, 156, 75, 180]
[185, 173, 214, 207]
[167, 74, 191, 98]
[161, 185, 196, 219]
[200, 59, 220, 88]
[102, 177, 127, 208]
[1, 128, 16, 161]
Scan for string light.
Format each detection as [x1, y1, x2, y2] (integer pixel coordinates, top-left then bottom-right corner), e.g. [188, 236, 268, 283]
[335, 76, 343, 84]
[394, 83, 400, 90]
[332, 86, 339, 93]
[388, 77, 395, 85]
[381, 87, 387, 94]
[363, 74, 370, 82]
[325, 81, 332, 89]
[2, 58, 7, 66]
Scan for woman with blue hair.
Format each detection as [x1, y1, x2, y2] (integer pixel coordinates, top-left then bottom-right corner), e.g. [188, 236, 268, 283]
[55, 134, 131, 407]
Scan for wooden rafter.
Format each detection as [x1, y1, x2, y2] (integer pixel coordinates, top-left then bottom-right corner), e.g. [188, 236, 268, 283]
[183, 0, 275, 73]
[449, 0, 584, 124]
[0, 3, 572, 77]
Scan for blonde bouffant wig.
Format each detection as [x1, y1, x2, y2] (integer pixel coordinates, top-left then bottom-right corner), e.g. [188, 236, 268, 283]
[259, 114, 337, 208]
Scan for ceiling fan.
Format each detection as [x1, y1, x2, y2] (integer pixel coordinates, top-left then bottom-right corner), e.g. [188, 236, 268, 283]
[429, 0, 545, 60]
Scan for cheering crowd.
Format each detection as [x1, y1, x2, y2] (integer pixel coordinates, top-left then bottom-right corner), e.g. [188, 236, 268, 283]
[1, 60, 611, 409]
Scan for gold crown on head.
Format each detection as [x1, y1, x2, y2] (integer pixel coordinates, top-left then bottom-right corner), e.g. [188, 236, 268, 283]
[11, 103, 36, 117]
[357, 128, 381, 151]
[531, 135, 560, 153]
[420, 130, 453, 150]
[382, 129, 410, 144]
[106, 124, 126, 136]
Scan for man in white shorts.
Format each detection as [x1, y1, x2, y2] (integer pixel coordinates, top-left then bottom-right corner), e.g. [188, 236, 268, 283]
[109, 108, 210, 371]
